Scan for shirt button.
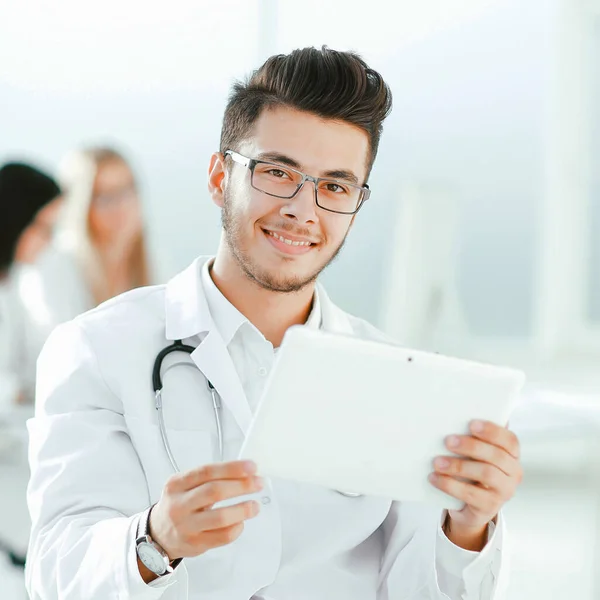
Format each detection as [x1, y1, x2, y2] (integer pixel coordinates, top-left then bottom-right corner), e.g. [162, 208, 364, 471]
[258, 367, 268, 377]
[261, 496, 271, 505]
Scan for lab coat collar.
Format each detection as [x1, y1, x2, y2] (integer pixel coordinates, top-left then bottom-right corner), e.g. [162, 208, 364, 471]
[165, 256, 254, 435]
[165, 255, 352, 342]
[164, 256, 213, 341]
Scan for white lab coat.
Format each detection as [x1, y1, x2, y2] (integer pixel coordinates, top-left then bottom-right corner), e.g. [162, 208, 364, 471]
[14, 242, 93, 401]
[26, 256, 508, 600]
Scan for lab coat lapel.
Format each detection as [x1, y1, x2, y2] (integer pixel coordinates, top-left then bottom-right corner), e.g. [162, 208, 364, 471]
[165, 256, 253, 437]
[190, 329, 253, 436]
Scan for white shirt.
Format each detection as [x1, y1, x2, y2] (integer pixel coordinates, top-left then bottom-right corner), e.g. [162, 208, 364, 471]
[200, 260, 497, 599]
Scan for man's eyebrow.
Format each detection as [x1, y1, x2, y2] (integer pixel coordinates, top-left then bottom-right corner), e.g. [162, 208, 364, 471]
[255, 152, 360, 185]
[255, 152, 301, 169]
[321, 169, 359, 185]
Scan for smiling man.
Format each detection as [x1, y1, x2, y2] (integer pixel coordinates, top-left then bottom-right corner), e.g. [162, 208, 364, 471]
[26, 47, 521, 600]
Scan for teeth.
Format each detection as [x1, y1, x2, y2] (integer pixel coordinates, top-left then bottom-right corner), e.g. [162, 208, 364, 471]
[268, 231, 312, 246]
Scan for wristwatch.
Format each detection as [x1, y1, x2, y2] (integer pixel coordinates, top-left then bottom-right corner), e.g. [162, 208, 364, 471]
[135, 505, 182, 577]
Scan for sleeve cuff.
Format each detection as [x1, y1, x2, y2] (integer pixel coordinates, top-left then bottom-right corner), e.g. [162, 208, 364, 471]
[436, 511, 498, 577]
[436, 511, 505, 599]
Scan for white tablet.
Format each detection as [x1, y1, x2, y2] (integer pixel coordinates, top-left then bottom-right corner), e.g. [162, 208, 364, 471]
[239, 326, 525, 510]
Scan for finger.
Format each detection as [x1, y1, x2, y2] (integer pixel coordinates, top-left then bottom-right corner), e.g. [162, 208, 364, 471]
[429, 473, 500, 513]
[185, 476, 264, 511]
[198, 522, 245, 551]
[445, 435, 519, 478]
[191, 500, 260, 533]
[469, 420, 520, 459]
[169, 460, 258, 493]
[179, 522, 247, 557]
[433, 456, 510, 492]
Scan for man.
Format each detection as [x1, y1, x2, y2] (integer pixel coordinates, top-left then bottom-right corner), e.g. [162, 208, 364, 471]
[26, 48, 522, 600]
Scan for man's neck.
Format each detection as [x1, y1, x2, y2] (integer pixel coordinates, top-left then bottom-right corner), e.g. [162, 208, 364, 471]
[210, 251, 315, 348]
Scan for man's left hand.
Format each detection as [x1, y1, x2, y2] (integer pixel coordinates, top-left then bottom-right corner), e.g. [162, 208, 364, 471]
[429, 420, 523, 549]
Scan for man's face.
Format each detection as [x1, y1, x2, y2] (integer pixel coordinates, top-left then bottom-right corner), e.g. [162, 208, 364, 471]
[214, 106, 370, 293]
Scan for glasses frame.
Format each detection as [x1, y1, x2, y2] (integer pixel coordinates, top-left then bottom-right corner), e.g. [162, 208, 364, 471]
[223, 150, 370, 215]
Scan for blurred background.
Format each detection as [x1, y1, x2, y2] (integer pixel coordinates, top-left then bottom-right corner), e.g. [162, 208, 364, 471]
[1, 0, 600, 597]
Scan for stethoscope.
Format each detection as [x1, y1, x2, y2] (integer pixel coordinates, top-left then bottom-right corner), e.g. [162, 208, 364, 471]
[152, 339, 361, 498]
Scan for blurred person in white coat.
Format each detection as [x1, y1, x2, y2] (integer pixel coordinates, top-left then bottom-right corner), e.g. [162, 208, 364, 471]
[0, 162, 61, 594]
[26, 48, 523, 600]
[0, 162, 61, 410]
[16, 146, 152, 401]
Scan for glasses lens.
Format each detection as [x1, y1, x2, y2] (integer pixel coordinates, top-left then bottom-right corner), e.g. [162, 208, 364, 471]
[316, 180, 363, 214]
[252, 162, 302, 198]
[251, 161, 364, 214]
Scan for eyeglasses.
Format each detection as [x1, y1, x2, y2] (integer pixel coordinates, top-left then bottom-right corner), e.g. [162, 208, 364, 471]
[223, 150, 370, 215]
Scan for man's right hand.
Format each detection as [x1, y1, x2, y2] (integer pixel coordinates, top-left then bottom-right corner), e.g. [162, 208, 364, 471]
[140, 460, 263, 582]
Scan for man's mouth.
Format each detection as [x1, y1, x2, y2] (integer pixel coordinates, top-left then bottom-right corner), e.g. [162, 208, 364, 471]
[265, 230, 314, 246]
[262, 228, 317, 255]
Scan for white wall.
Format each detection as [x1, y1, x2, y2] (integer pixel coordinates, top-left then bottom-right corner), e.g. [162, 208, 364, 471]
[0, 0, 261, 281]
[589, 17, 600, 322]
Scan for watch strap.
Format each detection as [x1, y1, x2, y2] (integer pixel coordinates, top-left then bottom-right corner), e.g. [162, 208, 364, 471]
[137, 505, 183, 574]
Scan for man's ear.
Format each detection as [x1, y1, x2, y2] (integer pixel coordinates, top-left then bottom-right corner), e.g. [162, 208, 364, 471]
[208, 152, 226, 208]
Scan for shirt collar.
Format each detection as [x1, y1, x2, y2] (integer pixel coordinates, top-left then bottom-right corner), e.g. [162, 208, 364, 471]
[164, 256, 345, 342]
[200, 259, 248, 347]
[305, 287, 322, 330]
[201, 258, 322, 347]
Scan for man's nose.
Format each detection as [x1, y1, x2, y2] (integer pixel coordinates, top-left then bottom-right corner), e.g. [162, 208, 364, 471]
[279, 179, 319, 224]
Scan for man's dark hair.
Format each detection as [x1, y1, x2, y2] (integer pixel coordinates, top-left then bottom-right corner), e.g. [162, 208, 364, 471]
[220, 46, 393, 180]
[0, 162, 60, 274]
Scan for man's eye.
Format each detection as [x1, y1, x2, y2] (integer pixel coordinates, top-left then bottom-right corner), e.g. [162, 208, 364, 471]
[267, 169, 288, 179]
[325, 182, 347, 194]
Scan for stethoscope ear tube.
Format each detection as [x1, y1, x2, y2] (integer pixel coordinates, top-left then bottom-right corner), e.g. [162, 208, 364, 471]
[152, 340, 197, 392]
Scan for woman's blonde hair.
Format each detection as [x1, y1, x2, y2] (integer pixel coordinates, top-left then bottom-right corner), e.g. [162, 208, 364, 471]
[55, 146, 150, 305]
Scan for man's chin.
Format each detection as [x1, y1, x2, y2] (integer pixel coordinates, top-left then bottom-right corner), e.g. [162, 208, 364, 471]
[250, 266, 318, 294]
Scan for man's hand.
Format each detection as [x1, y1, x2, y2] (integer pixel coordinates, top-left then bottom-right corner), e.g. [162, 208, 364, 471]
[141, 460, 263, 581]
[429, 420, 522, 551]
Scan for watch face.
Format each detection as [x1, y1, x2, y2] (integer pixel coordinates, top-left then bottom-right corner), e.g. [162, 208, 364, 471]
[137, 541, 167, 575]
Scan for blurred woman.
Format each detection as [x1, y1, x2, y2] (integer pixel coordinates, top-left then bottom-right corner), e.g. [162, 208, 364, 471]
[17, 146, 152, 400]
[0, 162, 61, 409]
